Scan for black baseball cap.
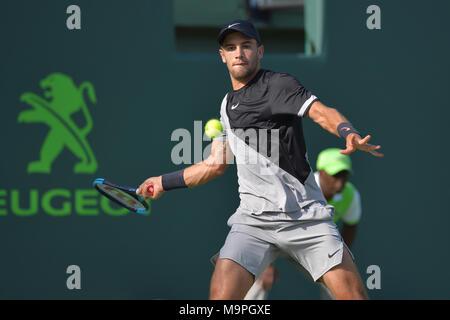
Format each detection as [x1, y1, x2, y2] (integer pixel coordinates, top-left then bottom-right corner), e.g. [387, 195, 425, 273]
[217, 19, 261, 45]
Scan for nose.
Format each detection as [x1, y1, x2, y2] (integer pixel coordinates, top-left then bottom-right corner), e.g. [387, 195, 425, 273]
[235, 46, 244, 58]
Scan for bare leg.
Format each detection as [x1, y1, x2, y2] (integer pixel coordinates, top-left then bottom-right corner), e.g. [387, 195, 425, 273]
[210, 258, 254, 300]
[244, 264, 278, 300]
[319, 246, 369, 300]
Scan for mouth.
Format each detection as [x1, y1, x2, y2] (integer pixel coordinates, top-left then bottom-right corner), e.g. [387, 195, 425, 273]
[233, 62, 248, 66]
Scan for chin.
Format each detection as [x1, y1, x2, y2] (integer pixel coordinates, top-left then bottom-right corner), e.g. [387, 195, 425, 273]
[233, 73, 249, 81]
[231, 68, 254, 81]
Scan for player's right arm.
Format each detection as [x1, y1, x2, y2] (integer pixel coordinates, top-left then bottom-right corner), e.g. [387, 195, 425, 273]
[137, 139, 232, 200]
[184, 139, 231, 186]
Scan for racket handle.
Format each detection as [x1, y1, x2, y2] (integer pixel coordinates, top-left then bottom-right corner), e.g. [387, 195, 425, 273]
[147, 185, 154, 195]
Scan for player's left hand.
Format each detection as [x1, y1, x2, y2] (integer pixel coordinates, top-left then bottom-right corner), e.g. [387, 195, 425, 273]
[341, 133, 384, 157]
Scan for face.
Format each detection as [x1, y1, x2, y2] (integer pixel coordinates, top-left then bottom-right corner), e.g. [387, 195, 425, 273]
[219, 32, 264, 83]
[319, 170, 350, 197]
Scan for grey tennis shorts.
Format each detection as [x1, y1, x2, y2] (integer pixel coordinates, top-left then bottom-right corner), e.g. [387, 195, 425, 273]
[211, 202, 354, 282]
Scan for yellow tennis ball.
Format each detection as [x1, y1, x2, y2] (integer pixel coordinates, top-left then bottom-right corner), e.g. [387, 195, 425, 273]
[204, 119, 223, 138]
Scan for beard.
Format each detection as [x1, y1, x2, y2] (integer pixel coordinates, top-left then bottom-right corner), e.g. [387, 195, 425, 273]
[229, 58, 258, 82]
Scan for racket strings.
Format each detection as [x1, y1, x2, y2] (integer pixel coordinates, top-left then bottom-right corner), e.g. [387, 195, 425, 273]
[97, 184, 146, 210]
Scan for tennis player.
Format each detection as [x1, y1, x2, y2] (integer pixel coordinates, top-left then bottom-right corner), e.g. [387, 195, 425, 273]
[244, 148, 363, 300]
[137, 19, 383, 300]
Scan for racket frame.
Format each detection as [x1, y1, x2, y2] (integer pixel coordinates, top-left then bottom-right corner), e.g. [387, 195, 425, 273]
[93, 178, 148, 214]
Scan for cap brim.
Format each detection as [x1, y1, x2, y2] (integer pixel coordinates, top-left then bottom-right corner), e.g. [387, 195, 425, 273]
[322, 163, 353, 176]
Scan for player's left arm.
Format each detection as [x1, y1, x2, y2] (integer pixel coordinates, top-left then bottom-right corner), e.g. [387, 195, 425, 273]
[306, 100, 384, 157]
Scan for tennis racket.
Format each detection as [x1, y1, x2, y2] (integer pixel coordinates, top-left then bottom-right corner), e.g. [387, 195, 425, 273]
[93, 178, 153, 214]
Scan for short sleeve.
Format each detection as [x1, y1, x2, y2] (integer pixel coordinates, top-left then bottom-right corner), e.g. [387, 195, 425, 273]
[270, 73, 319, 117]
[341, 188, 362, 225]
[213, 94, 229, 142]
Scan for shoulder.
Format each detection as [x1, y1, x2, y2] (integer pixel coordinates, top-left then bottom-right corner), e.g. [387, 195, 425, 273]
[345, 182, 360, 195]
[340, 182, 362, 224]
[343, 182, 361, 207]
[342, 182, 358, 199]
[219, 93, 229, 112]
[352, 186, 361, 203]
[220, 93, 229, 105]
[221, 93, 229, 103]
[344, 181, 356, 192]
[266, 71, 302, 90]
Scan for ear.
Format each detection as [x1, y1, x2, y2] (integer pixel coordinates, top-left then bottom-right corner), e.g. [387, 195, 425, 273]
[219, 48, 227, 64]
[258, 44, 264, 60]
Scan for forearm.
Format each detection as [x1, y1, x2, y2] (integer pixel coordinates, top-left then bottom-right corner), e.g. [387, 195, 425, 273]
[138, 161, 226, 200]
[314, 106, 350, 137]
[138, 140, 230, 200]
[183, 159, 227, 187]
[183, 139, 230, 187]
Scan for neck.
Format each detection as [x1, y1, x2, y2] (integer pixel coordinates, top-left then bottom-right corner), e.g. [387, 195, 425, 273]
[323, 191, 333, 202]
[230, 67, 260, 91]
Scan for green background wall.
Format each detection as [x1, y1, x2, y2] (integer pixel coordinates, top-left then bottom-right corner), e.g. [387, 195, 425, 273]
[0, 0, 449, 299]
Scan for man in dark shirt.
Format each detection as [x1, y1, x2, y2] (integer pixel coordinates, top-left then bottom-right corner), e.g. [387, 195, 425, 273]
[137, 20, 383, 300]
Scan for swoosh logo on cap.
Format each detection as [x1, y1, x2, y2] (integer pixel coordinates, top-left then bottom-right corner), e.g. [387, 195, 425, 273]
[228, 23, 240, 29]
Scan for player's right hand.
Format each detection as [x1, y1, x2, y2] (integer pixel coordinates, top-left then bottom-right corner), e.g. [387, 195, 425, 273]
[137, 176, 164, 200]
